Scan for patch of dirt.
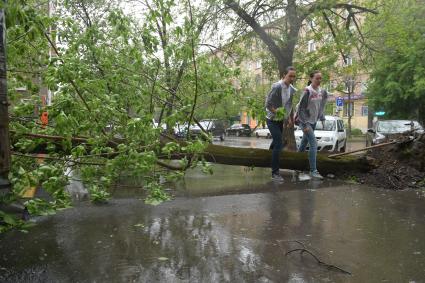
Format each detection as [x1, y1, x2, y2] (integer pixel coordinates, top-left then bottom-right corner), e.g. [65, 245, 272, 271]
[353, 134, 425, 190]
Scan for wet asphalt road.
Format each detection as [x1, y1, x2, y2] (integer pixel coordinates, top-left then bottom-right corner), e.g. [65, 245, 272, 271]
[1, 162, 425, 282]
[0, 138, 425, 282]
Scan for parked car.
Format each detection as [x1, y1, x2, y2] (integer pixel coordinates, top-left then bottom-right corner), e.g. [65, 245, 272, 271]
[189, 119, 226, 141]
[366, 120, 424, 146]
[173, 123, 188, 138]
[254, 126, 271, 139]
[295, 115, 347, 152]
[152, 119, 167, 131]
[225, 124, 251, 137]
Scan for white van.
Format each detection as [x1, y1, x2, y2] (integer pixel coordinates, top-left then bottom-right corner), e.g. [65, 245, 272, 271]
[295, 115, 347, 152]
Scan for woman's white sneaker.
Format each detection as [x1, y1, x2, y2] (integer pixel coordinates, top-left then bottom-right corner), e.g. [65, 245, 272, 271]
[310, 171, 324, 179]
[272, 174, 284, 182]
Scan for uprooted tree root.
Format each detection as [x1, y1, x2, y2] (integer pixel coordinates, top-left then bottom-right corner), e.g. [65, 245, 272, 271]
[352, 134, 425, 190]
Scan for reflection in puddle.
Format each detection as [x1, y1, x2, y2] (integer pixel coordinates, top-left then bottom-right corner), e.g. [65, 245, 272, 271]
[1, 164, 424, 282]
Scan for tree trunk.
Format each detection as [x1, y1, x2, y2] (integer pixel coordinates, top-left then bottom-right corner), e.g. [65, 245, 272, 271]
[0, 5, 11, 187]
[203, 144, 372, 176]
[225, 0, 303, 149]
[283, 121, 297, 151]
[12, 133, 373, 176]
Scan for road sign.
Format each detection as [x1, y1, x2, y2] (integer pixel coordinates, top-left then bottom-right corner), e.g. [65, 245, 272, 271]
[336, 97, 344, 107]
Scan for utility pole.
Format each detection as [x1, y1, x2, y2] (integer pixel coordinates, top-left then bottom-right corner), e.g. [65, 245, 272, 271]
[0, 2, 11, 190]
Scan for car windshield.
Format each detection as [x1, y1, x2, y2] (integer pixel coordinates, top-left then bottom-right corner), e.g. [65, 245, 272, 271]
[377, 121, 419, 133]
[315, 120, 336, 131]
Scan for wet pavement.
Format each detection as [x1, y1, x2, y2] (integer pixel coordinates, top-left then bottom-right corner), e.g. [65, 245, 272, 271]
[1, 164, 425, 282]
[215, 136, 365, 152]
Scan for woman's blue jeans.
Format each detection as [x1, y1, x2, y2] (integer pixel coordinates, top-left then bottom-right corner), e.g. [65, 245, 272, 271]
[298, 123, 318, 173]
[266, 119, 284, 175]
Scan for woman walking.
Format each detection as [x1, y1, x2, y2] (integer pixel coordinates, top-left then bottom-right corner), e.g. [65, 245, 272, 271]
[297, 71, 328, 179]
[265, 66, 297, 182]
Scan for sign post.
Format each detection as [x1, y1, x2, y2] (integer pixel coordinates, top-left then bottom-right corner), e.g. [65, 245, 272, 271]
[336, 97, 343, 112]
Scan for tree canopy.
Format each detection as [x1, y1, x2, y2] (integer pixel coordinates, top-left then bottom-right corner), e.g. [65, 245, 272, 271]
[364, 0, 425, 124]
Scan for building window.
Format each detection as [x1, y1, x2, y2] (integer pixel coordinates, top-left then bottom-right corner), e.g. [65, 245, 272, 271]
[344, 55, 353, 66]
[326, 80, 336, 92]
[256, 60, 261, 69]
[361, 82, 368, 93]
[343, 102, 354, 117]
[308, 40, 316, 52]
[309, 19, 316, 30]
[361, 105, 368, 117]
[255, 74, 262, 86]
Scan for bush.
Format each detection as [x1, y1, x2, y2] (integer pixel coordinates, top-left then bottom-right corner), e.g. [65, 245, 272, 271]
[351, 128, 363, 136]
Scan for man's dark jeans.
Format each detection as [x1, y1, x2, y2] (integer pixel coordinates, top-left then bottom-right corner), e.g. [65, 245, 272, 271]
[267, 119, 284, 175]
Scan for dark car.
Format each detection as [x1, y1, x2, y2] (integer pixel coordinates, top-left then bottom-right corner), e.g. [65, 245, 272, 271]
[189, 119, 227, 141]
[366, 120, 424, 146]
[225, 124, 251, 137]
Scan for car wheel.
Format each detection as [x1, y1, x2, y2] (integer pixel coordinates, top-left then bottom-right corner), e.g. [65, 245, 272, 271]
[334, 141, 339, 153]
[340, 141, 346, 152]
[267, 133, 271, 139]
[256, 133, 259, 138]
[220, 135, 224, 141]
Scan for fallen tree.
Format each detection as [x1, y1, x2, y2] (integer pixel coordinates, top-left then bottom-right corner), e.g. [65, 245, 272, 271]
[11, 131, 373, 176]
[11, 130, 425, 191]
[203, 144, 373, 175]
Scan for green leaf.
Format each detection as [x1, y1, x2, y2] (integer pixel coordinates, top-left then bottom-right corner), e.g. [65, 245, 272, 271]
[274, 107, 286, 121]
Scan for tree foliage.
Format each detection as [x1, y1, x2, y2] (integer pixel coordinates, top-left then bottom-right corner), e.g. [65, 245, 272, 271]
[364, 0, 425, 124]
[2, 0, 237, 228]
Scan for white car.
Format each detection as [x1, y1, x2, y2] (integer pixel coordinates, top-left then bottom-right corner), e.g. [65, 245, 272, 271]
[254, 126, 271, 138]
[295, 115, 347, 152]
[152, 119, 167, 130]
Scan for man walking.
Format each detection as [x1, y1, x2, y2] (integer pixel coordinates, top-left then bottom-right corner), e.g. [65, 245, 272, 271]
[265, 67, 296, 181]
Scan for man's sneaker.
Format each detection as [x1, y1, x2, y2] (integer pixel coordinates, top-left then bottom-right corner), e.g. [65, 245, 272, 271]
[310, 170, 324, 180]
[272, 174, 284, 182]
